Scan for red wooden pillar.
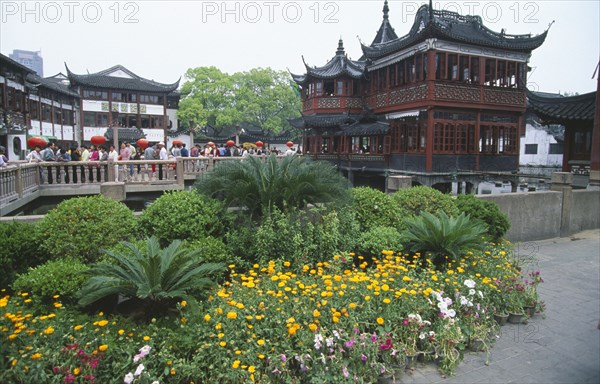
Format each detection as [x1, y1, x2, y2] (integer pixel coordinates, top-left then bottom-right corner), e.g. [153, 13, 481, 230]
[425, 108, 434, 172]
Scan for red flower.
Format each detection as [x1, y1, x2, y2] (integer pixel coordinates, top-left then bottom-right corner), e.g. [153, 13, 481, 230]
[379, 338, 393, 351]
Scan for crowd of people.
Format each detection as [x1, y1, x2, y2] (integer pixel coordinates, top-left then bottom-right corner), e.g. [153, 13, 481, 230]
[0, 141, 300, 181]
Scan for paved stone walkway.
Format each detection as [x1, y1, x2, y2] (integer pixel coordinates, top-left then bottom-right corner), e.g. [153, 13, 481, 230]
[392, 229, 600, 384]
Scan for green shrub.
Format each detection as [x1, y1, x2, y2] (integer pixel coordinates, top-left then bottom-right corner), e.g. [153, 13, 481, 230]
[186, 236, 232, 264]
[0, 222, 44, 289]
[356, 226, 404, 259]
[36, 196, 137, 263]
[240, 207, 355, 268]
[138, 191, 228, 246]
[78, 237, 225, 317]
[392, 186, 459, 225]
[403, 211, 486, 269]
[349, 187, 402, 232]
[12, 258, 90, 305]
[455, 194, 510, 241]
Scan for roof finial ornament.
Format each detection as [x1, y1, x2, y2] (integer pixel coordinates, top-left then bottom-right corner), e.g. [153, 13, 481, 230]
[383, 0, 389, 20]
[429, 0, 433, 20]
[336, 38, 345, 55]
[547, 20, 555, 31]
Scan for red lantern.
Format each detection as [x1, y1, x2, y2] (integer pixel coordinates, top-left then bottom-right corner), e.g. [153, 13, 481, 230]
[27, 136, 48, 149]
[91, 135, 107, 145]
[226, 140, 235, 147]
[137, 139, 149, 150]
[286, 141, 294, 148]
[255, 141, 264, 147]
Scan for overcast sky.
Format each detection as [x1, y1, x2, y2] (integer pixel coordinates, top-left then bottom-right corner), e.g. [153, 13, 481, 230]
[1, 0, 598, 94]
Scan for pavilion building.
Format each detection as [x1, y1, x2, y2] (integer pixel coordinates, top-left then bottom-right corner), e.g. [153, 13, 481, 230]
[291, 0, 549, 191]
[65, 64, 180, 147]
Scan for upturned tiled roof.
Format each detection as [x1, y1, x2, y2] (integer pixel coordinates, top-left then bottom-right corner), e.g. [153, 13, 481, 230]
[527, 90, 596, 123]
[291, 39, 366, 85]
[362, 4, 548, 59]
[27, 73, 80, 98]
[66, 64, 180, 93]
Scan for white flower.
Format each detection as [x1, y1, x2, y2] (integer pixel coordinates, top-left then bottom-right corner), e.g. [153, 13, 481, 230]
[151, 382, 160, 384]
[429, 331, 436, 337]
[469, 289, 476, 296]
[460, 296, 469, 306]
[134, 363, 145, 376]
[464, 279, 476, 288]
[478, 290, 484, 298]
[326, 337, 334, 347]
[123, 372, 134, 384]
[437, 302, 448, 311]
[447, 309, 456, 318]
[419, 332, 426, 340]
[333, 330, 340, 339]
[139, 345, 152, 355]
[443, 297, 453, 306]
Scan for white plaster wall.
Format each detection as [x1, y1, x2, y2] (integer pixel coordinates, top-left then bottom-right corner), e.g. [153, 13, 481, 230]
[520, 123, 563, 167]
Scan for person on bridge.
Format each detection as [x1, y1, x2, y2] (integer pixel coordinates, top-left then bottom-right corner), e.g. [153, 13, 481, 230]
[158, 142, 168, 180]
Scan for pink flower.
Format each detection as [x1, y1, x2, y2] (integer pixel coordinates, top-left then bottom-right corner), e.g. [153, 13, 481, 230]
[345, 339, 355, 348]
[361, 354, 368, 362]
[343, 366, 349, 378]
[379, 338, 393, 351]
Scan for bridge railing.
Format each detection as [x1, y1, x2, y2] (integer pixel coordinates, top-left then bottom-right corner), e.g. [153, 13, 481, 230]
[1, 155, 289, 209]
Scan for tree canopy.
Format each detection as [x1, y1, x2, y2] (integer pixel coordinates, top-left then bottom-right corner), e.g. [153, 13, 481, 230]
[177, 66, 301, 136]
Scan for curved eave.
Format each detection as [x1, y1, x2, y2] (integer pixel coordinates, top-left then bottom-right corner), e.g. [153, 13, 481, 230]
[527, 89, 596, 123]
[306, 56, 366, 80]
[65, 63, 180, 93]
[363, 6, 548, 60]
[291, 72, 308, 85]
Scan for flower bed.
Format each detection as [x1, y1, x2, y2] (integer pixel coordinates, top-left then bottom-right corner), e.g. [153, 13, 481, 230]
[0, 242, 539, 383]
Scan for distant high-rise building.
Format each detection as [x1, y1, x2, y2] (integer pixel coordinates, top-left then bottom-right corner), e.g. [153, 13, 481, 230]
[9, 49, 43, 77]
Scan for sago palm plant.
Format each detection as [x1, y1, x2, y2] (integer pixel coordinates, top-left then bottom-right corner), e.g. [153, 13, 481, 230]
[194, 154, 350, 219]
[403, 211, 486, 269]
[78, 237, 225, 316]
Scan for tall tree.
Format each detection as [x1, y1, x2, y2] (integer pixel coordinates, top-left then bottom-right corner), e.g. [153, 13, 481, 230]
[234, 68, 301, 134]
[177, 66, 301, 136]
[177, 66, 239, 137]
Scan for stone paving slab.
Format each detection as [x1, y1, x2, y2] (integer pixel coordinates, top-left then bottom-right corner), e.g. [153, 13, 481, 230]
[389, 229, 600, 384]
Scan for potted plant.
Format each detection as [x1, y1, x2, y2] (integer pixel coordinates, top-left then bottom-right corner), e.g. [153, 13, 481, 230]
[506, 284, 526, 324]
[523, 271, 544, 317]
[435, 319, 465, 375]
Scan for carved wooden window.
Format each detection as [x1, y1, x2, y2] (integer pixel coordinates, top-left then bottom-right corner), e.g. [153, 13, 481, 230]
[436, 52, 447, 80]
[459, 56, 470, 82]
[336, 80, 344, 96]
[448, 54, 458, 81]
[30, 99, 39, 120]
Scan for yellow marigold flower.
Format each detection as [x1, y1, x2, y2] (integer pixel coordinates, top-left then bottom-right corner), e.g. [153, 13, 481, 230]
[364, 295, 371, 301]
[259, 354, 265, 359]
[376, 317, 385, 325]
[227, 312, 237, 319]
[232, 360, 241, 369]
[21, 292, 28, 297]
[73, 367, 81, 375]
[313, 310, 321, 317]
[44, 326, 54, 335]
[95, 320, 108, 327]
[349, 303, 357, 309]
[24, 299, 32, 303]
[97, 344, 109, 352]
[283, 261, 291, 267]
[143, 336, 151, 341]
[309, 323, 318, 331]
[383, 298, 391, 304]
[402, 276, 411, 281]
[219, 341, 227, 347]
[11, 359, 17, 366]
[257, 339, 265, 346]
[31, 353, 42, 360]
[53, 295, 60, 299]
[98, 312, 104, 317]
[248, 365, 256, 373]
[215, 323, 222, 330]
[74, 325, 83, 331]
[118, 329, 125, 335]
[53, 303, 62, 309]
[431, 275, 438, 281]
[204, 314, 211, 322]
[170, 368, 176, 375]
[180, 300, 187, 308]
[236, 303, 245, 309]
[8, 334, 17, 340]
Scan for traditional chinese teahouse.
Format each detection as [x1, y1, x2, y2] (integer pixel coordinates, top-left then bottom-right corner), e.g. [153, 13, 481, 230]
[65, 64, 180, 147]
[291, 0, 550, 191]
